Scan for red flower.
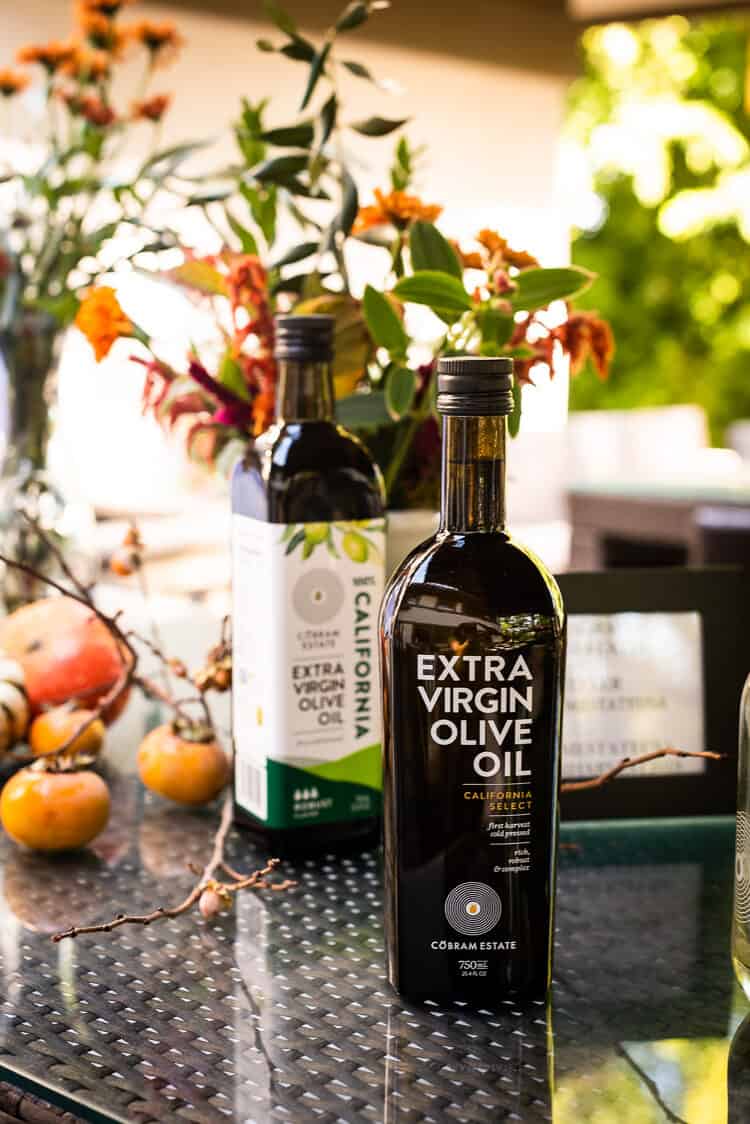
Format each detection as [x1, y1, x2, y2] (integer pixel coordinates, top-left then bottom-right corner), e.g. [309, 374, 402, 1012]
[131, 93, 171, 122]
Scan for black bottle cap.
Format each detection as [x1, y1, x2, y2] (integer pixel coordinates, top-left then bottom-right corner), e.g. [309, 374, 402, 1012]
[436, 355, 514, 416]
[274, 314, 334, 362]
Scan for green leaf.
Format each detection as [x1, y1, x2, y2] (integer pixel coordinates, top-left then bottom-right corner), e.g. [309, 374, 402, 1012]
[285, 527, 306, 554]
[336, 1, 369, 31]
[336, 390, 391, 431]
[261, 122, 315, 147]
[339, 167, 359, 236]
[319, 94, 338, 145]
[218, 354, 250, 401]
[300, 42, 331, 111]
[350, 115, 409, 137]
[271, 240, 319, 268]
[256, 38, 276, 51]
[170, 260, 229, 297]
[409, 221, 461, 278]
[322, 167, 358, 250]
[341, 58, 373, 80]
[270, 272, 308, 296]
[508, 380, 523, 438]
[186, 187, 233, 205]
[225, 209, 259, 254]
[393, 271, 472, 319]
[282, 177, 331, 200]
[30, 292, 80, 327]
[385, 365, 417, 420]
[250, 152, 309, 183]
[510, 266, 594, 311]
[362, 285, 408, 357]
[263, 0, 297, 35]
[138, 140, 210, 178]
[239, 182, 277, 244]
[280, 36, 316, 61]
[476, 306, 513, 350]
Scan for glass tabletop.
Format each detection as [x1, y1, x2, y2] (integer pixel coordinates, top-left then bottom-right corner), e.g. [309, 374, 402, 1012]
[0, 755, 743, 1124]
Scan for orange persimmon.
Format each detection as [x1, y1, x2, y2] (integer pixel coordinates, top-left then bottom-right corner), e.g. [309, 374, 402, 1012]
[0, 768, 110, 852]
[137, 724, 230, 806]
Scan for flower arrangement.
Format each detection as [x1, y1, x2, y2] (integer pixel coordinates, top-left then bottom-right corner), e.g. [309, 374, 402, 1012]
[74, 0, 613, 509]
[0, 0, 190, 333]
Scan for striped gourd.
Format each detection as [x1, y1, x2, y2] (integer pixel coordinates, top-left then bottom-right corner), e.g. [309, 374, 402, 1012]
[0, 658, 29, 750]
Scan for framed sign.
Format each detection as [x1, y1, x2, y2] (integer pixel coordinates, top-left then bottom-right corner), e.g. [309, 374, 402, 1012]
[556, 567, 748, 819]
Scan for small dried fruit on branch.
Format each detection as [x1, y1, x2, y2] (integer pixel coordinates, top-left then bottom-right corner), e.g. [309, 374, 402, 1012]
[1, 766, 110, 852]
[198, 886, 224, 919]
[138, 723, 230, 806]
[109, 547, 140, 577]
[29, 706, 105, 758]
[192, 656, 231, 693]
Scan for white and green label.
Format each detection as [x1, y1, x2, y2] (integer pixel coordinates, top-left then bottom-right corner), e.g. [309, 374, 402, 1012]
[232, 515, 385, 828]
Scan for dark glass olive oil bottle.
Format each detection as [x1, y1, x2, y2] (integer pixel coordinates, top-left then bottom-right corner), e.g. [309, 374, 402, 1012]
[232, 315, 386, 852]
[380, 356, 565, 1000]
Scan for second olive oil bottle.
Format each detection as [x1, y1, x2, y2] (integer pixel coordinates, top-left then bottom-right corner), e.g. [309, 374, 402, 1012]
[232, 315, 386, 853]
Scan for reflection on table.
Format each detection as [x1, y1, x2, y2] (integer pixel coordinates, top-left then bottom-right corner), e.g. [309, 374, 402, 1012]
[0, 747, 741, 1122]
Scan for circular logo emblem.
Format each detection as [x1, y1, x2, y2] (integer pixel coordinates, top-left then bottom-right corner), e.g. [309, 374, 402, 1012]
[444, 882, 502, 936]
[292, 569, 345, 625]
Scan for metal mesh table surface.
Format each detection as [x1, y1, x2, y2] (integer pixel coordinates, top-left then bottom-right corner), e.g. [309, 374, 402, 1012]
[0, 770, 741, 1124]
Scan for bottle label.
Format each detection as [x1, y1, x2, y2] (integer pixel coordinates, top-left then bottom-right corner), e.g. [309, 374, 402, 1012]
[232, 515, 385, 828]
[386, 617, 562, 994]
[415, 650, 544, 886]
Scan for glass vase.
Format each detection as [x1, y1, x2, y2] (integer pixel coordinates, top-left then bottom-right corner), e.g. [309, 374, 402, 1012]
[0, 310, 70, 609]
[733, 674, 750, 997]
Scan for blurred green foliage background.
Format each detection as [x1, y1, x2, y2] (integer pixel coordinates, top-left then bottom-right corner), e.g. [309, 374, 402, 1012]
[566, 16, 750, 443]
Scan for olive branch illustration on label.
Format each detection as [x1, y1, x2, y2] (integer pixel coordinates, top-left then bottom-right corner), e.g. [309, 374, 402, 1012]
[280, 519, 385, 563]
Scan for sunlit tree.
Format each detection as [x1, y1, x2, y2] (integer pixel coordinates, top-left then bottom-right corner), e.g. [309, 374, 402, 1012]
[566, 16, 750, 442]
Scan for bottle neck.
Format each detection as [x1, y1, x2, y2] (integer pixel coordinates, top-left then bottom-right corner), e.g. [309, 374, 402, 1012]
[277, 358, 335, 423]
[439, 414, 507, 533]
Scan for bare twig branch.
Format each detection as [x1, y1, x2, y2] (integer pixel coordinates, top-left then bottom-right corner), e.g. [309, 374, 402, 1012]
[51, 794, 294, 942]
[560, 748, 724, 794]
[615, 1044, 687, 1124]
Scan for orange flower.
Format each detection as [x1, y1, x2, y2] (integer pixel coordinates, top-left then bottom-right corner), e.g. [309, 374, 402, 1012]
[477, 229, 539, 270]
[129, 20, 184, 65]
[131, 93, 171, 122]
[226, 254, 269, 311]
[353, 188, 442, 234]
[79, 12, 129, 54]
[0, 68, 30, 97]
[504, 248, 539, 270]
[77, 0, 135, 15]
[454, 244, 483, 270]
[477, 229, 508, 256]
[62, 46, 111, 83]
[554, 312, 614, 379]
[16, 41, 77, 72]
[75, 287, 133, 361]
[251, 385, 276, 436]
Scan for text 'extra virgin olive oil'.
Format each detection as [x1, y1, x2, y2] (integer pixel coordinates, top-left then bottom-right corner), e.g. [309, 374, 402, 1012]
[231, 315, 386, 853]
[380, 356, 565, 1000]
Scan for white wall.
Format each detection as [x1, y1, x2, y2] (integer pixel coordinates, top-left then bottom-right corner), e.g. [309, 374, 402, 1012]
[4, 1, 572, 218]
